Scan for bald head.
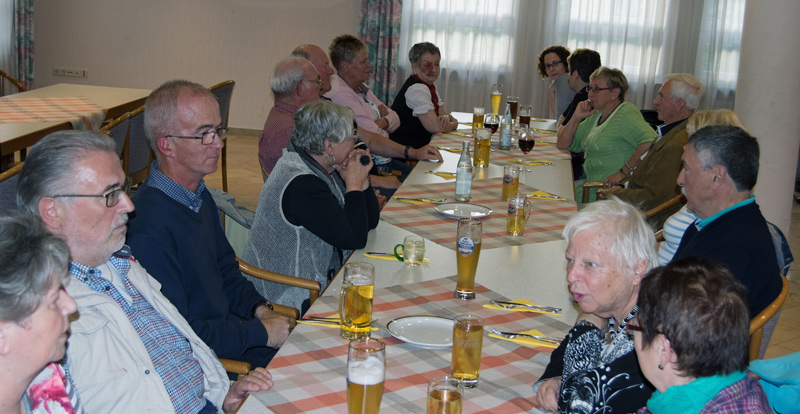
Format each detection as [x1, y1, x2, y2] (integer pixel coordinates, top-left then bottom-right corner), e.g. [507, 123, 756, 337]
[292, 44, 335, 94]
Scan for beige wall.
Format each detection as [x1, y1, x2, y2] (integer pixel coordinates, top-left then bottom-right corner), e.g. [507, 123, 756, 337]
[35, 0, 361, 130]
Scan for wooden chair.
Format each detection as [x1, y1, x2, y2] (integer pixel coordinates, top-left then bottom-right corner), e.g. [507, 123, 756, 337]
[0, 163, 23, 212]
[749, 274, 789, 361]
[98, 112, 131, 159]
[643, 194, 686, 220]
[127, 106, 155, 187]
[237, 257, 321, 312]
[581, 181, 603, 203]
[0, 69, 27, 96]
[209, 80, 235, 192]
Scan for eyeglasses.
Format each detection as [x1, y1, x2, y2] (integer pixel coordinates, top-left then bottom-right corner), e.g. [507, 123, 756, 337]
[587, 86, 611, 94]
[545, 60, 563, 70]
[166, 127, 228, 145]
[303, 77, 323, 87]
[51, 176, 132, 208]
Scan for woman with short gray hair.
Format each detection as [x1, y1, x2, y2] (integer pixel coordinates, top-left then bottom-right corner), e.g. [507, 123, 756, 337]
[242, 100, 380, 314]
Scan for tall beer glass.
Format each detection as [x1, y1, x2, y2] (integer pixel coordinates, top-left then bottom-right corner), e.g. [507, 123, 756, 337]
[472, 107, 485, 135]
[518, 105, 532, 128]
[426, 376, 463, 414]
[340, 262, 375, 340]
[451, 314, 484, 388]
[347, 338, 385, 414]
[507, 96, 519, 121]
[472, 128, 491, 168]
[454, 218, 482, 300]
[490, 84, 503, 115]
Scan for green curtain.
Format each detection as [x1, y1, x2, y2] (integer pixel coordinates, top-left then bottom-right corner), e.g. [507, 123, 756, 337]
[13, 0, 33, 89]
[358, 0, 402, 104]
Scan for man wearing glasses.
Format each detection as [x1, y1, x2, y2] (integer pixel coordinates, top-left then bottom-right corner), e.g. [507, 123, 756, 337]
[126, 80, 293, 372]
[17, 130, 273, 413]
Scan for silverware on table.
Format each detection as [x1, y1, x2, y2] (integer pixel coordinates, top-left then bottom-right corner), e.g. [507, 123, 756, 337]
[366, 252, 397, 257]
[490, 329, 562, 344]
[426, 170, 457, 175]
[525, 194, 562, 200]
[394, 196, 447, 204]
[490, 299, 562, 313]
[302, 316, 378, 325]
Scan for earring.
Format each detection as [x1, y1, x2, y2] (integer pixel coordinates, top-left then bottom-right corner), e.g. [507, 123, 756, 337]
[658, 364, 664, 370]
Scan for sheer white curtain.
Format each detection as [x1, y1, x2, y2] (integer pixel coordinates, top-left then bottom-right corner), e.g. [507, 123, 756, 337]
[398, 0, 744, 117]
[0, 0, 13, 75]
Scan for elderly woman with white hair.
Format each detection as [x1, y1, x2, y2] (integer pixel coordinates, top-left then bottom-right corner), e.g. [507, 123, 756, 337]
[533, 197, 657, 413]
[242, 100, 380, 314]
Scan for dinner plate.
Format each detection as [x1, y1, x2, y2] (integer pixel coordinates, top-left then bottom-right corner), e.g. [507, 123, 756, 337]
[386, 316, 454, 347]
[434, 203, 493, 219]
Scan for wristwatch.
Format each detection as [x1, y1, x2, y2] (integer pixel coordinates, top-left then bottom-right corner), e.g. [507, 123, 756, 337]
[404, 145, 411, 159]
[251, 299, 273, 318]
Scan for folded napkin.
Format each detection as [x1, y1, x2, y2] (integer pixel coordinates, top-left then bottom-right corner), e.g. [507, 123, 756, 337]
[297, 313, 378, 330]
[527, 190, 566, 201]
[426, 170, 457, 179]
[435, 145, 462, 154]
[510, 159, 553, 167]
[362, 253, 430, 263]
[533, 140, 557, 146]
[483, 299, 561, 316]
[392, 197, 429, 205]
[489, 328, 560, 349]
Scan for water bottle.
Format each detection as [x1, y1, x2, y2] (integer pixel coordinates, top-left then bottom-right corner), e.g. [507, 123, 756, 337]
[500, 103, 512, 150]
[455, 141, 473, 202]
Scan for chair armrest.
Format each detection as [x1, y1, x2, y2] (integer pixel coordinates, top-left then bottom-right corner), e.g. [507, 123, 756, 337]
[236, 257, 321, 307]
[219, 358, 252, 381]
[581, 181, 603, 203]
[272, 303, 300, 320]
[654, 229, 664, 243]
[644, 194, 686, 219]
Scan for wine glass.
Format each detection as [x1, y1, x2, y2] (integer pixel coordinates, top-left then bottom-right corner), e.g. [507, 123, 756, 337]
[517, 126, 535, 171]
[484, 113, 500, 135]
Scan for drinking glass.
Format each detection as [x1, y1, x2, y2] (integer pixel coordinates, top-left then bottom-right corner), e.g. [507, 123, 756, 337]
[518, 105, 532, 128]
[483, 113, 499, 135]
[517, 126, 535, 171]
[347, 338, 385, 414]
[507, 193, 532, 236]
[426, 376, 463, 414]
[454, 218, 482, 300]
[394, 235, 425, 265]
[339, 262, 375, 340]
[490, 84, 503, 115]
[472, 128, 491, 168]
[451, 314, 484, 388]
[507, 96, 519, 122]
[471, 107, 485, 135]
[501, 165, 520, 200]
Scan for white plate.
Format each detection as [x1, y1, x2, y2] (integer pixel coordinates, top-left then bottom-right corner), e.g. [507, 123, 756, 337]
[434, 203, 493, 219]
[386, 316, 454, 348]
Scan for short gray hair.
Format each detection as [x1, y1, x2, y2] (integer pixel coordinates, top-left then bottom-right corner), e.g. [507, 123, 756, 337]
[689, 125, 759, 192]
[408, 42, 440, 64]
[563, 197, 657, 274]
[590, 67, 629, 102]
[0, 211, 70, 323]
[18, 131, 116, 215]
[270, 57, 313, 99]
[144, 79, 211, 152]
[665, 73, 705, 111]
[291, 100, 354, 155]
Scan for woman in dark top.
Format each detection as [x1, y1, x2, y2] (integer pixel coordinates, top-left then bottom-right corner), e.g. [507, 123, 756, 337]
[390, 42, 458, 149]
[242, 100, 380, 314]
[533, 198, 657, 413]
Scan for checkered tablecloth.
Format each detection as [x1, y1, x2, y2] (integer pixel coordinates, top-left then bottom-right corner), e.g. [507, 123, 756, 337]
[381, 179, 577, 250]
[246, 276, 570, 413]
[432, 131, 571, 163]
[0, 97, 107, 130]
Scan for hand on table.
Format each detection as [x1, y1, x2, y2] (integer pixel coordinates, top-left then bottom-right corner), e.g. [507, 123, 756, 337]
[534, 377, 562, 412]
[257, 307, 294, 348]
[410, 145, 443, 162]
[222, 367, 273, 413]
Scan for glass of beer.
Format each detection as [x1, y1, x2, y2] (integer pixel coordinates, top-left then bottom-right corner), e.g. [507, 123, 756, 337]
[454, 218, 482, 300]
[471, 107, 484, 135]
[507, 96, 519, 121]
[426, 376, 463, 414]
[472, 128, 491, 168]
[501, 165, 520, 200]
[518, 105, 532, 128]
[451, 314, 484, 388]
[394, 235, 425, 265]
[347, 338, 385, 414]
[507, 193, 531, 236]
[490, 84, 503, 115]
[340, 262, 375, 340]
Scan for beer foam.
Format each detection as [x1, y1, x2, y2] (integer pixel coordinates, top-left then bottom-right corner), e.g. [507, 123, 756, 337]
[348, 274, 372, 286]
[348, 357, 384, 385]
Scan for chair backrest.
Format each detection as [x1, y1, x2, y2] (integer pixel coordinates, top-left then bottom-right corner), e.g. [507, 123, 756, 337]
[0, 69, 27, 96]
[99, 112, 131, 158]
[766, 221, 794, 276]
[209, 80, 235, 128]
[127, 106, 153, 186]
[749, 274, 789, 360]
[0, 163, 23, 212]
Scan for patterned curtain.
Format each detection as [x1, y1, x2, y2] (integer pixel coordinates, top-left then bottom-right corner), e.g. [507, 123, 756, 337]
[13, 0, 33, 89]
[358, 0, 402, 104]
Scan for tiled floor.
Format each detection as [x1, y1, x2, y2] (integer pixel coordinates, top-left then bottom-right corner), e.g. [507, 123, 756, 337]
[208, 133, 800, 359]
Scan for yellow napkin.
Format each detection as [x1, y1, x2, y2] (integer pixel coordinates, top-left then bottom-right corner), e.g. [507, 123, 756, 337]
[297, 313, 378, 330]
[426, 170, 457, 179]
[510, 159, 553, 167]
[483, 299, 561, 316]
[392, 197, 429, 205]
[489, 328, 560, 349]
[362, 253, 430, 263]
[527, 190, 567, 201]
[533, 140, 557, 146]
[435, 145, 462, 154]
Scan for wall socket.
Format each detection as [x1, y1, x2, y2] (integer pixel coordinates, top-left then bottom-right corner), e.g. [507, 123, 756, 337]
[53, 67, 88, 78]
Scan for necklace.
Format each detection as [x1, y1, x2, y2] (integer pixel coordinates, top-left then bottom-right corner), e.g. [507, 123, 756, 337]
[607, 304, 637, 342]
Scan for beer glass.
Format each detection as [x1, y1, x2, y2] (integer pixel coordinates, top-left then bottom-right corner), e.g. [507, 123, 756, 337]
[518, 104, 532, 128]
[454, 218, 482, 300]
[507, 193, 532, 236]
[340, 262, 375, 340]
[394, 235, 425, 265]
[347, 338, 385, 414]
[490, 84, 503, 115]
[507, 96, 519, 122]
[451, 314, 484, 388]
[426, 376, 463, 414]
[471, 107, 485, 135]
[472, 128, 491, 168]
[501, 165, 520, 201]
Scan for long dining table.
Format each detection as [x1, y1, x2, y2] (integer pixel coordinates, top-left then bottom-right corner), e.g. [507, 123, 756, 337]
[237, 119, 580, 413]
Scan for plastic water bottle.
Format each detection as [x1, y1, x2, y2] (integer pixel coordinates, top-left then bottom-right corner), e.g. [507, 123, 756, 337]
[500, 103, 512, 150]
[455, 141, 473, 202]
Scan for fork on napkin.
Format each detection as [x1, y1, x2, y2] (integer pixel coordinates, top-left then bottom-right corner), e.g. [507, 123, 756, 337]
[483, 299, 561, 316]
[527, 190, 567, 201]
[298, 313, 378, 330]
[510, 159, 553, 167]
[426, 170, 457, 179]
[489, 328, 560, 349]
